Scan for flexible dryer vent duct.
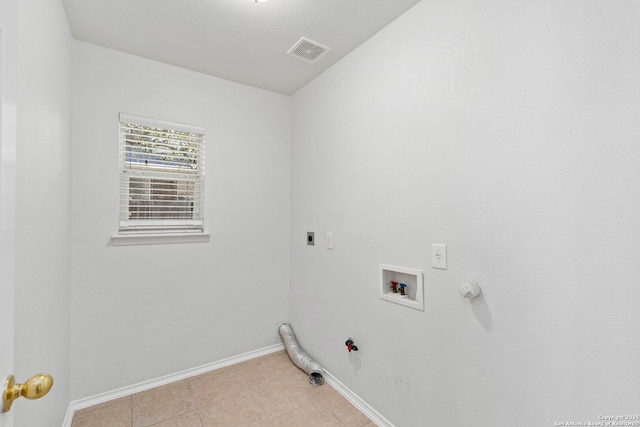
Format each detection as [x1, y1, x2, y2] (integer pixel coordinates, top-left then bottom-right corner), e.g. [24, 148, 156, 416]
[278, 323, 324, 385]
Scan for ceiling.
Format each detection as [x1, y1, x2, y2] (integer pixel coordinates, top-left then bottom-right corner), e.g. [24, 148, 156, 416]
[61, 0, 422, 95]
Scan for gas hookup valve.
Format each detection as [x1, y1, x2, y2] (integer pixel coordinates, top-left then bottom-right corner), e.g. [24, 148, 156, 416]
[345, 338, 358, 352]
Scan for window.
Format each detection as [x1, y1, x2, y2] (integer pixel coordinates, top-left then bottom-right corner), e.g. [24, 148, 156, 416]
[118, 113, 205, 235]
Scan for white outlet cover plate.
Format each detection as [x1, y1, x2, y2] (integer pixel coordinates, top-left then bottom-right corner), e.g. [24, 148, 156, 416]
[326, 232, 333, 249]
[432, 243, 447, 269]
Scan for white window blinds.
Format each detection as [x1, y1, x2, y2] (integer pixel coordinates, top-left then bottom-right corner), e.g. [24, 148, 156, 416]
[119, 113, 205, 233]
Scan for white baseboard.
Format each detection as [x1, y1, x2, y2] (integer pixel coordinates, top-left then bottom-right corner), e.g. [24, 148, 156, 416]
[62, 343, 284, 427]
[62, 344, 394, 427]
[323, 370, 395, 427]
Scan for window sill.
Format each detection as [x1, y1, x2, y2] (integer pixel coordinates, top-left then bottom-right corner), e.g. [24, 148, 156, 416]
[111, 233, 210, 246]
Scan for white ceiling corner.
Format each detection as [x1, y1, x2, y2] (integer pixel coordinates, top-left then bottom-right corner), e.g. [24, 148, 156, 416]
[61, 0, 422, 95]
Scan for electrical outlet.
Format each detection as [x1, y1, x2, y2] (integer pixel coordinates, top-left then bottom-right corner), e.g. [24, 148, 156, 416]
[307, 232, 315, 246]
[432, 244, 447, 269]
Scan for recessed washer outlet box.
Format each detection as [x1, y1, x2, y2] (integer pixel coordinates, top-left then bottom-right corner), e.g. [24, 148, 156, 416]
[379, 264, 424, 311]
[307, 232, 315, 246]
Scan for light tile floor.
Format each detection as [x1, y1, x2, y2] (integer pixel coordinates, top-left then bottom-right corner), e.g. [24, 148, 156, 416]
[71, 351, 375, 427]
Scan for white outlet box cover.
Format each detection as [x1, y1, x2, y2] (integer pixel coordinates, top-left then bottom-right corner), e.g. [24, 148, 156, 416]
[432, 244, 447, 269]
[379, 264, 424, 311]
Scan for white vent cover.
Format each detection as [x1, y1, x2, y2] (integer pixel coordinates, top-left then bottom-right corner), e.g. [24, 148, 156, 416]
[287, 37, 331, 63]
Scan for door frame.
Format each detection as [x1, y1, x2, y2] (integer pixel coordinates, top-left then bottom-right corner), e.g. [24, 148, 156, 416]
[0, 0, 18, 425]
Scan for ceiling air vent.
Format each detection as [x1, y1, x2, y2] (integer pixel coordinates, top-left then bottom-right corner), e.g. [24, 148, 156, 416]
[287, 37, 331, 63]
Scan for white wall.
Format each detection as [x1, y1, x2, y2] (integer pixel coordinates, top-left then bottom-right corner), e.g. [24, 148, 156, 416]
[14, 0, 73, 425]
[71, 41, 291, 399]
[290, 1, 640, 425]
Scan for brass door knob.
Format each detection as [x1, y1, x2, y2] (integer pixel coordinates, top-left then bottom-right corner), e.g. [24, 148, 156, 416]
[2, 373, 53, 413]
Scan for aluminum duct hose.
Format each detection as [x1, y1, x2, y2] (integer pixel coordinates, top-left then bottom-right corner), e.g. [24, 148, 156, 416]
[278, 323, 324, 385]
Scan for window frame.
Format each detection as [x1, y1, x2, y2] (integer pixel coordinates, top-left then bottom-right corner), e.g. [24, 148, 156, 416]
[112, 113, 209, 245]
